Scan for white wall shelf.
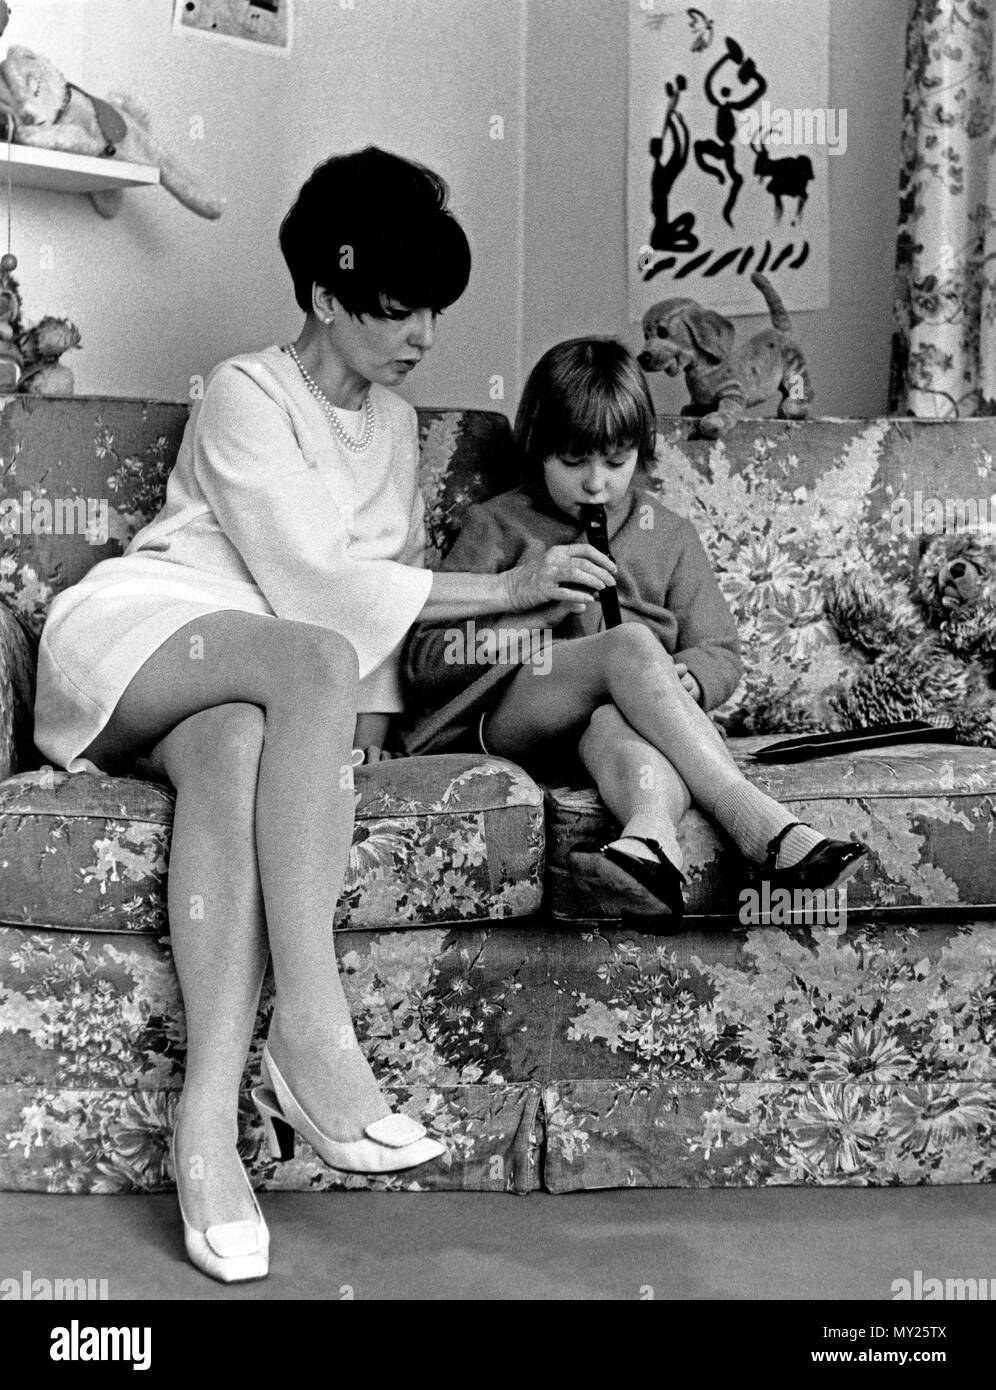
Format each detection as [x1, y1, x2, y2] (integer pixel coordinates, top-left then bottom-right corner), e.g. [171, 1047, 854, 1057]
[0, 144, 160, 195]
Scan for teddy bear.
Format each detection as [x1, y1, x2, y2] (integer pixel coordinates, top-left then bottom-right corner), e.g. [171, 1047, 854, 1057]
[0, 249, 80, 395]
[19, 313, 82, 394]
[823, 529, 996, 747]
[637, 271, 813, 438]
[0, 45, 224, 220]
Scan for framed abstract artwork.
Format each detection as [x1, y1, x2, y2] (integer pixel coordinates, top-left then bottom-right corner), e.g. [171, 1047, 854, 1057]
[173, 0, 294, 56]
[628, 0, 832, 318]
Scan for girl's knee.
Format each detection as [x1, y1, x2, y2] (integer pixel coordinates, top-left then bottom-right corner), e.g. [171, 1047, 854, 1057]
[585, 701, 625, 740]
[578, 702, 625, 761]
[605, 623, 676, 675]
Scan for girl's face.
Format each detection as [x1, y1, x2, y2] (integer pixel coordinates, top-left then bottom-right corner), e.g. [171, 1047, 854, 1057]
[542, 443, 640, 519]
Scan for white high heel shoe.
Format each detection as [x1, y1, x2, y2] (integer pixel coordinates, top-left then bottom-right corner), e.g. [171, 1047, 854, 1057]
[252, 1047, 445, 1174]
[171, 1134, 269, 1284]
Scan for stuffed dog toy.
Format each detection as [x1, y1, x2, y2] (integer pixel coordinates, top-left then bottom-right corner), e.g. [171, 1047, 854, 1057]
[0, 45, 224, 220]
[638, 271, 812, 438]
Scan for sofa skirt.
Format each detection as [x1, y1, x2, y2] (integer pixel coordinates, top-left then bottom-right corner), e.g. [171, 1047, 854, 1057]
[3, 919, 994, 1193]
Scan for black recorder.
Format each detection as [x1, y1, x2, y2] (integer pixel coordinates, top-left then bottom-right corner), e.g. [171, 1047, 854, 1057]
[578, 503, 622, 629]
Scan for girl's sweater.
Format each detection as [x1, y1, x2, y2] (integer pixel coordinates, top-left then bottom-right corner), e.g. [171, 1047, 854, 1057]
[402, 478, 742, 736]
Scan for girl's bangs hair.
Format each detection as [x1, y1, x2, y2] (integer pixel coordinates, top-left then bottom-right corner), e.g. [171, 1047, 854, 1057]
[557, 376, 650, 459]
[514, 338, 657, 476]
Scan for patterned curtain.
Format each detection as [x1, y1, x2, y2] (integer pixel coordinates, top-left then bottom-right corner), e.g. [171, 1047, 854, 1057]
[890, 0, 996, 417]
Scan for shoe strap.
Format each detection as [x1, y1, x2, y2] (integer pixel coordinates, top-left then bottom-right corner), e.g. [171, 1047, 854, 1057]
[365, 1113, 428, 1147]
[603, 835, 668, 863]
[763, 821, 804, 869]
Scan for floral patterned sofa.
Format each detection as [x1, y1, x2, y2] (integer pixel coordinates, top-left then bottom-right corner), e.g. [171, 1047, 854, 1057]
[1, 396, 995, 1195]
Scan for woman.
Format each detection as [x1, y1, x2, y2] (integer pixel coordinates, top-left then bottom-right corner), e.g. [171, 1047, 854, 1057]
[33, 147, 615, 1283]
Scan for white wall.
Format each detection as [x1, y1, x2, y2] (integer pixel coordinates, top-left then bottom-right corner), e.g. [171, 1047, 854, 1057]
[521, 0, 909, 419]
[9, 0, 524, 407]
[10, 0, 906, 416]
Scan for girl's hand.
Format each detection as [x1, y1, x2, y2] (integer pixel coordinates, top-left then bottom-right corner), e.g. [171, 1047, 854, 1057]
[502, 541, 617, 613]
[674, 662, 703, 704]
[353, 713, 393, 763]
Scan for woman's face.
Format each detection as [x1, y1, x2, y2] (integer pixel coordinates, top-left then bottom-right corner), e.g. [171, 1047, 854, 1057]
[327, 292, 438, 386]
[542, 444, 639, 519]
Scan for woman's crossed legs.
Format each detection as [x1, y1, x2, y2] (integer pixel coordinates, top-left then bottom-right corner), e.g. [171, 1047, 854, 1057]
[82, 611, 383, 1231]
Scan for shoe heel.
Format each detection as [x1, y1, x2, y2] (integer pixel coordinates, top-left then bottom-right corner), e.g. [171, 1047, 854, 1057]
[253, 1091, 296, 1162]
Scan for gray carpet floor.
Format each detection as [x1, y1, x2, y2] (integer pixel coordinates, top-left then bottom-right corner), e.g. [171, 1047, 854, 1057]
[2, 1185, 995, 1300]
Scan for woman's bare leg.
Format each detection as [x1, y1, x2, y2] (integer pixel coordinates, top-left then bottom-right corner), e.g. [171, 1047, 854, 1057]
[146, 704, 269, 1231]
[82, 612, 390, 1223]
[578, 703, 691, 868]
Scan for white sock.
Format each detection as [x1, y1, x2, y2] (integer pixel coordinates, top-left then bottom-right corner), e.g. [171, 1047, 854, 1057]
[772, 823, 826, 870]
[711, 781, 823, 865]
[611, 830, 684, 873]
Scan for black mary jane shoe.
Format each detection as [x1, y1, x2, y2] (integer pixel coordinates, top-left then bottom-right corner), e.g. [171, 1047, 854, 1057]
[569, 836, 687, 919]
[751, 822, 870, 893]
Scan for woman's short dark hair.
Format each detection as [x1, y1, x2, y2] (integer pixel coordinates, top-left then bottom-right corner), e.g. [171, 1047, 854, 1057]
[513, 337, 657, 478]
[279, 146, 471, 318]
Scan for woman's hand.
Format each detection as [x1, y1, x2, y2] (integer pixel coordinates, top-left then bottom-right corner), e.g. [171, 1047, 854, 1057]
[497, 597, 591, 630]
[502, 541, 617, 614]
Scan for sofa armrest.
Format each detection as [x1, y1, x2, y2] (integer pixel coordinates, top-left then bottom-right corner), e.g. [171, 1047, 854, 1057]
[0, 603, 37, 780]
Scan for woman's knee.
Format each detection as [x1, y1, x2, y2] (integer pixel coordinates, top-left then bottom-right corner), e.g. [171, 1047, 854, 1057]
[270, 624, 360, 709]
[162, 702, 265, 795]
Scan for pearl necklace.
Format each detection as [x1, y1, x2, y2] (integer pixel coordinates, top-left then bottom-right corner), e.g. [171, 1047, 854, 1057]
[284, 343, 375, 452]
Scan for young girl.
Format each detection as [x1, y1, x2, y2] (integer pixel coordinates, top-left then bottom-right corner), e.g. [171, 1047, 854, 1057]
[400, 337, 869, 917]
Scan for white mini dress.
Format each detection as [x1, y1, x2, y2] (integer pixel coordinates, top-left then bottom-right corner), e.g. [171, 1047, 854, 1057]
[33, 345, 433, 773]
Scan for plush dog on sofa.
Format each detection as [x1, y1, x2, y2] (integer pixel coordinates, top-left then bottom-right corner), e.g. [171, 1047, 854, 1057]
[638, 271, 813, 438]
[824, 530, 996, 747]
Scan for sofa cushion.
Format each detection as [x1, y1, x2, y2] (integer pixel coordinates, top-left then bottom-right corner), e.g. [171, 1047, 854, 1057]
[544, 736, 996, 921]
[0, 753, 544, 935]
[0, 395, 513, 636]
[0, 604, 34, 780]
[0, 397, 190, 636]
[5, 404, 996, 740]
[645, 417, 996, 736]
